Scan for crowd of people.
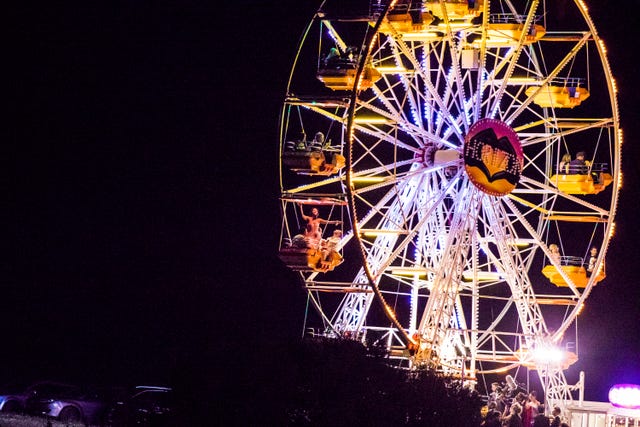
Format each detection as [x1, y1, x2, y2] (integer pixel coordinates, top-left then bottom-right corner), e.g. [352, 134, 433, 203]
[482, 376, 568, 427]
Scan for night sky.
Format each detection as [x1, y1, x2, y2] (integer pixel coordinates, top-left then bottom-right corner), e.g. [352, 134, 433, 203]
[5, 0, 639, 411]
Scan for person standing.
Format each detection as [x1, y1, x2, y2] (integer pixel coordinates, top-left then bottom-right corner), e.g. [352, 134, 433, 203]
[481, 408, 502, 427]
[532, 405, 550, 427]
[550, 406, 562, 427]
[523, 391, 540, 427]
[503, 402, 524, 427]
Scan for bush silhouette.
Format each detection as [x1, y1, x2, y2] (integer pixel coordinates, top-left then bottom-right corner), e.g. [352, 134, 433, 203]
[224, 337, 483, 426]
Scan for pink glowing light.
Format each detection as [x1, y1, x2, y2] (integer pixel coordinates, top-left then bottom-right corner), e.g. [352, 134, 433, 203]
[609, 384, 640, 409]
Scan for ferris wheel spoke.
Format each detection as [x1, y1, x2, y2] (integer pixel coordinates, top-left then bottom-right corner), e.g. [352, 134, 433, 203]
[395, 39, 466, 142]
[487, 0, 541, 119]
[369, 53, 429, 132]
[513, 176, 612, 218]
[520, 118, 614, 147]
[415, 184, 478, 315]
[438, 1, 471, 133]
[352, 162, 454, 198]
[482, 199, 550, 339]
[503, 197, 587, 297]
[368, 176, 463, 280]
[471, 1, 491, 123]
[354, 97, 438, 149]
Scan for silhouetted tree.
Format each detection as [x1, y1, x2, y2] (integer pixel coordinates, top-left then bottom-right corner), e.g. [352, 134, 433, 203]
[225, 337, 483, 426]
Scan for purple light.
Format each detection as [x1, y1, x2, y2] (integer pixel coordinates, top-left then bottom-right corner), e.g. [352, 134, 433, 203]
[608, 384, 640, 409]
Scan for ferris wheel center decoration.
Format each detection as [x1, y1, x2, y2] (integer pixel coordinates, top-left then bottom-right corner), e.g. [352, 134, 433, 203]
[464, 118, 524, 197]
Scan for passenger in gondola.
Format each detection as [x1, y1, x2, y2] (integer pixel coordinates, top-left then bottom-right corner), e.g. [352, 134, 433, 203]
[299, 204, 342, 249]
[295, 131, 308, 151]
[309, 131, 325, 151]
[549, 244, 561, 265]
[567, 151, 589, 174]
[320, 229, 343, 270]
[558, 153, 571, 174]
[321, 229, 342, 260]
[285, 131, 308, 151]
[345, 46, 358, 63]
[323, 47, 341, 69]
[586, 246, 597, 277]
[291, 233, 308, 249]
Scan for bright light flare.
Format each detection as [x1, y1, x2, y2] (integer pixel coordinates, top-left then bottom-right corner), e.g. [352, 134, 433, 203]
[532, 345, 566, 365]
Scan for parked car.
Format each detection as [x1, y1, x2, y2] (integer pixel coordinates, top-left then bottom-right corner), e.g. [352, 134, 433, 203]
[0, 381, 33, 413]
[24, 381, 118, 425]
[106, 385, 174, 426]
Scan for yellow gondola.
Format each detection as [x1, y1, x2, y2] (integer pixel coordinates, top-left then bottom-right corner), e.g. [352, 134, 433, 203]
[282, 149, 346, 176]
[378, 10, 436, 34]
[550, 172, 613, 195]
[526, 85, 590, 108]
[316, 66, 381, 91]
[425, 0, 482, 19]
[278, 246, 343, 273]
[541, 265, 605, 288]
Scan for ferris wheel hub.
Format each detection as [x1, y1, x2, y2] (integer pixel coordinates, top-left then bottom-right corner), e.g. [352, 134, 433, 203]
[463, 118, 524, 196]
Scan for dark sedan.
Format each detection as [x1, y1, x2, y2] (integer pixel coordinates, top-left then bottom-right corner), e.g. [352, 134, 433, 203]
[24, 381, 118, 425]
[106, 385, 175, 426]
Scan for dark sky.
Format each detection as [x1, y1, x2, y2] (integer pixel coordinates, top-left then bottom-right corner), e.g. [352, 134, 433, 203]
[5, 0, 639, 408]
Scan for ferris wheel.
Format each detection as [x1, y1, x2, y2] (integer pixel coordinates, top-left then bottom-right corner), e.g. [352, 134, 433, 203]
[278, 0, 621, 406]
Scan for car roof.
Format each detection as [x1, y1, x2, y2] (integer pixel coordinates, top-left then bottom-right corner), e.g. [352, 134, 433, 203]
[134, 385, 172, 391]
